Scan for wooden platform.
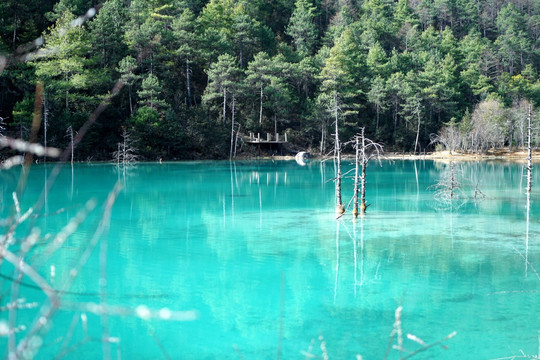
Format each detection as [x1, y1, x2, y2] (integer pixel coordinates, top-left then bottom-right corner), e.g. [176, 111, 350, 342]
[245, 132, 288, 144]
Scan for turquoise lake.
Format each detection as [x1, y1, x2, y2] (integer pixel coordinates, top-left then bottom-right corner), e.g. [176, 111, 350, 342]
[1, 159, 539, 359]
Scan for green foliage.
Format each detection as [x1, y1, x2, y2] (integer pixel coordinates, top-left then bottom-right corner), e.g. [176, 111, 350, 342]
[2, 0, 540, 159]
[286, 0, 318, 58]
[11, 95, 34, 139]
[32, 10, 101, 121]
[203, 53, 242, 121]
[138, 73, 167, 111]
[88, 0, 127, 68]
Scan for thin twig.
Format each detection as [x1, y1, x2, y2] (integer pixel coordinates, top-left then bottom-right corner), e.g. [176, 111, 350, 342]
[14, 183, 122, 357]
[401, 331, 457, 360]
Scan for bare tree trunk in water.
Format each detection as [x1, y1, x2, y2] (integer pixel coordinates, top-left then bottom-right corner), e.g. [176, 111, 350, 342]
[334, 95, 343, 217]
[527, 104, 533, 193]
[360, 129, 367, 215]
[353, 136, 360, 217]
[353, 127, 383, 217]
[44, 94, 49, 162]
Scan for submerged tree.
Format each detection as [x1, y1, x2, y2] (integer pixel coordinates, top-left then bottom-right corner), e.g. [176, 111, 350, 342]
[431, 161, 465, 209]
[352, 127, 383, 217]
[113, 127, 137, 166]
[318, 30, 357, 218]
[526, 103, 533, 193]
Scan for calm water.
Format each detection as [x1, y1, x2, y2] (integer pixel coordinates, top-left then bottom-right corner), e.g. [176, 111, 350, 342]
[1, 160, 539, 360]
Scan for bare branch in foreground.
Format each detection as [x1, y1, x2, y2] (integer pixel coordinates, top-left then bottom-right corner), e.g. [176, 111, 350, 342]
[0, 136, 60, 158]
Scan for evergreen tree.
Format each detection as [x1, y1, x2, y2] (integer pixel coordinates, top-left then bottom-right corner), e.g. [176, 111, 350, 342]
[286, 0, 318, 58]
[117, 55, 140, 115]
[138, 73, 166, 111]
[173, 8, 200, 106]
[33, 11, 94, 114]
[88, 0, 127, 69]
[203, 54, 242, 123]
[231, 12, 260, 68]
[244, 52, 276, 128]
[367, 76, 388, 134]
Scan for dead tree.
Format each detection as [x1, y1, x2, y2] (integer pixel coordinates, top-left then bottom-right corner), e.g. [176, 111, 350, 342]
[229, 95, 237, 160]
[112, 128, 137, 166]
[65, 126, 75, 164]
[334, 107, 344, 217]
[431, 161, 465, 208]
[352, 127, 383, 217]
[526, 104, 533, 193]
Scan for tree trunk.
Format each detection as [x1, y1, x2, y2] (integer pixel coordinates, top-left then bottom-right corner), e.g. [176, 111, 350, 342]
[360, 128, 367, 215]
[43, 94, 48, 160]
[259, 85, 263, 125]
[393, 101, 398, 134]
[274, 112, 277, 138]
[128, 85, 133, 115]
[320, 119, 326, 155]
[334, 94, 343, 216]
[69, 126, 74, 164]
[222, 86, 227, 123]
[376, 105, 380, 133]
[527, 104, 533, 193]
[230, 95, 236, 159]
[12, 12, 17, 46]
[353, 136, 360, 218]
[450, 161, 455, 199]
[240, 44, 244, 68]
[335, 144, 343, 217]
[414, 106, 421, 154]
[234, 123, 241, 158]
[186, 58, 192, 106]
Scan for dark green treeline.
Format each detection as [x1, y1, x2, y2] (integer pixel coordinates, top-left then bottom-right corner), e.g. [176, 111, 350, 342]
[1, 0, 540, 160]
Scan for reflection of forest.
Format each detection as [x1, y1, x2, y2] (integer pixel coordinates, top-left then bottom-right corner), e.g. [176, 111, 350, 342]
[3, 160, 539, 359]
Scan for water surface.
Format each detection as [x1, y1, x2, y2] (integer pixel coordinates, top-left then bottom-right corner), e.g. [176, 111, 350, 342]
[1, 160, 539, 359]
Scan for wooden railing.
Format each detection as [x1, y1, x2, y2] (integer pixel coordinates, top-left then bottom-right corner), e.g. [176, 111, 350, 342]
[246, 132, 288, 143]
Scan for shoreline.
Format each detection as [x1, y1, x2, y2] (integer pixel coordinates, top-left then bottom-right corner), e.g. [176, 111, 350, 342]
[240, 149, 540, 163]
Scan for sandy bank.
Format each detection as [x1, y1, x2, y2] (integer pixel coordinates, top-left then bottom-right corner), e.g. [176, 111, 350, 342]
[243, 149, 540, 163]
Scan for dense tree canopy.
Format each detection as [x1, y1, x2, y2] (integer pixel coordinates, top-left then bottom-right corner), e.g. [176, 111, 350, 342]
[1, 0, 540, 160]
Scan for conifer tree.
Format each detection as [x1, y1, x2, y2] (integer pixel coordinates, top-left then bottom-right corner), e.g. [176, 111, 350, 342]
[173, 8, 199, 106]
[203, 54, 241, 123]
[117, 56, 140, 115]
[286, 0, 318, 58]
[138, 73, 166, 111]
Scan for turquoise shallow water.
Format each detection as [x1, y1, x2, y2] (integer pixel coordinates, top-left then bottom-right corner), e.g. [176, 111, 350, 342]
[1, 160, 539, 359]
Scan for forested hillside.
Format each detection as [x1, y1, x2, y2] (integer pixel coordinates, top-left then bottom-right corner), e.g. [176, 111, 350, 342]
[1, 0, 540, 160]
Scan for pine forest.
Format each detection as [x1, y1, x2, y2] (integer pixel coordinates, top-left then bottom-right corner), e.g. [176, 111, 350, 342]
[1, 0, 540, 160]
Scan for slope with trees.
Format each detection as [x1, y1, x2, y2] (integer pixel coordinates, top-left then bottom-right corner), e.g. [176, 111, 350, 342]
[0, 0, 539, 160]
